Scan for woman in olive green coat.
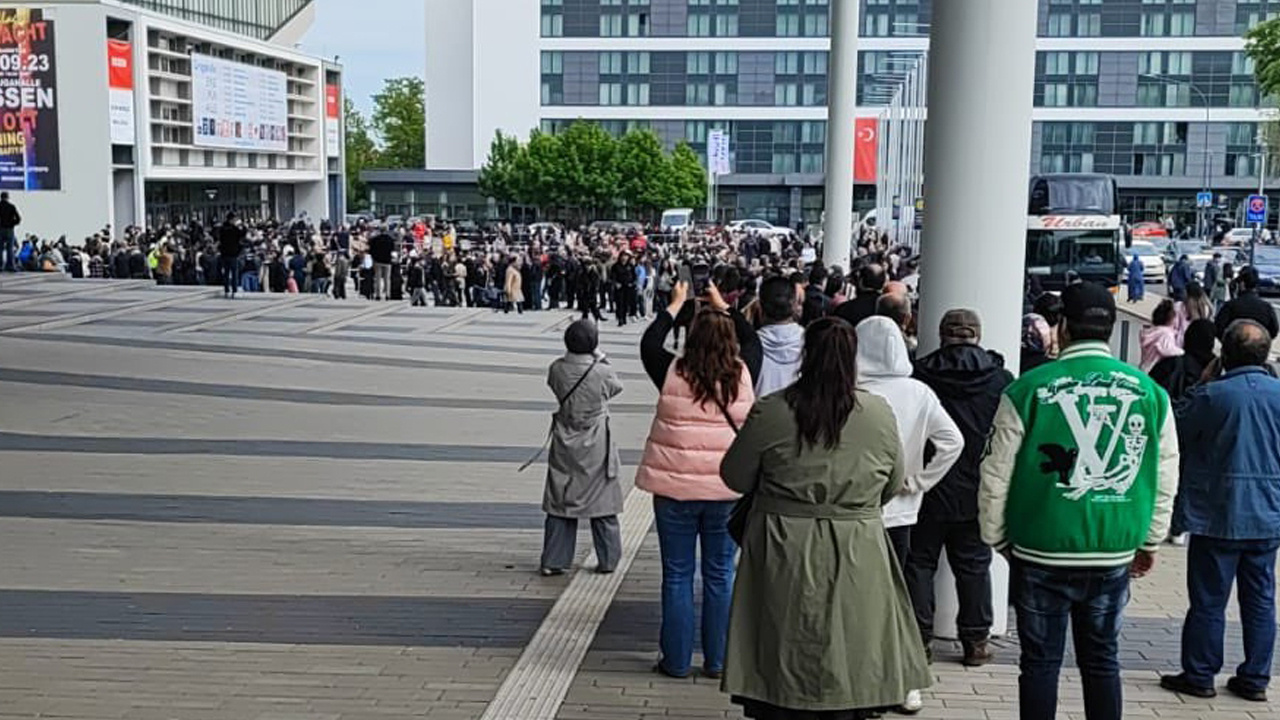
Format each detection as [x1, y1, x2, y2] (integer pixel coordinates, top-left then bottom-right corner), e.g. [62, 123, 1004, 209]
[719, 317, 931, 719]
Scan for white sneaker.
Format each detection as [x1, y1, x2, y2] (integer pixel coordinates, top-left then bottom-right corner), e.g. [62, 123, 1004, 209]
[898, 689, 923, 715]
[1171, 533, 1188, 546]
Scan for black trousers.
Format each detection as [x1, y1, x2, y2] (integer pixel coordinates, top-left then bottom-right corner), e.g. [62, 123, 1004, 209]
[906, 519, 994, 644]
[887, 525, 912, 574]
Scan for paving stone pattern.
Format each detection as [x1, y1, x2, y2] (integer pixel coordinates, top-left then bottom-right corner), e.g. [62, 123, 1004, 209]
[0, 276, 1275, 720]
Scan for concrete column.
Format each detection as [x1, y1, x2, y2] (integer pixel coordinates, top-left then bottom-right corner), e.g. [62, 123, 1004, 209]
[821, 0, 858, 268]
[916, 0, 1038, 365]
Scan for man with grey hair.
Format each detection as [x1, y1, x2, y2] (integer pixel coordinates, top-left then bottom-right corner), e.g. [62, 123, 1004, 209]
[1162, 319, 1280, 703]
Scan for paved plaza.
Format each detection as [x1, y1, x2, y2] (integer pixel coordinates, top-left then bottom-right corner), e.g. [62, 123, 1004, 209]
[0, 274, 1276, 720]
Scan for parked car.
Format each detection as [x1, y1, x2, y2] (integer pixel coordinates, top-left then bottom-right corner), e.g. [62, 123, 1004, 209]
[1251, 246, 1280, 295]
[1130, 222, 1170, 242]
[726, 218, 794, 239]
[1223, 226, 1275, 245]
[1121, 240, 1167, 284]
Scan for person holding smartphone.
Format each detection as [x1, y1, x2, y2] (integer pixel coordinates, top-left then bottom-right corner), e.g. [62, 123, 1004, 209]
[635, 280, 762, 680]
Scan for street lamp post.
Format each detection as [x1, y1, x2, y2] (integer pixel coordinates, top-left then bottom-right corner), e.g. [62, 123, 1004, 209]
[1140, 74, 1212, 241]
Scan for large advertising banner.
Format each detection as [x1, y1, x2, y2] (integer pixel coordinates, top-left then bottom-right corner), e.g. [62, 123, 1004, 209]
[0, 8, 60, 191]
[191, 53, 288, 153]
[325, 82, 339, 157]
[107, 39, 134, 145]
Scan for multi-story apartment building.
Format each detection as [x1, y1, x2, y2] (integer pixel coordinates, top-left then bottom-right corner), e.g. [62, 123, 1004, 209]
[4, 0, 343, 242]
[371, 0, 1275, 228]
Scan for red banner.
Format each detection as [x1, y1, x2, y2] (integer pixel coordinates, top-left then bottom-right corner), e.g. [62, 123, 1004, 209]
[325, 83, 339, 119]
[107, 39, 132, 90]
[854, 117, 877, 183]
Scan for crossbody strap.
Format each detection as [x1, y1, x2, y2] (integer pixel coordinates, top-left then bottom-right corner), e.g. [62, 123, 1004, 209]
[518, 357, 603, 473]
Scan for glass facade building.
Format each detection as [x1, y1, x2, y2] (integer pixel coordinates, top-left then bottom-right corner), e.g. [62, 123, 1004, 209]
[405, 0, 1274, 225]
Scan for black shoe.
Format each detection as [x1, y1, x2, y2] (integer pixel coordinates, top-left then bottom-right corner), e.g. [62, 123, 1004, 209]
[962, 639, 993, 667]
[653, 662, 689, 679]
[1226, 676, 1268, 702]
[538, 567, 565, 577]
[1160, 673, 1217, 699]
[701, 667, 722, 680]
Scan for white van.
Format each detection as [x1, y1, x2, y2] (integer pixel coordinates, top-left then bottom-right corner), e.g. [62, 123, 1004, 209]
[660, 208, 694, 232]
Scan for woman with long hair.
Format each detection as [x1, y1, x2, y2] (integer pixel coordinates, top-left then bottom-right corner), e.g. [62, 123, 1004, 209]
[719, 318, 930, 719]
[636, 279, 762, 680]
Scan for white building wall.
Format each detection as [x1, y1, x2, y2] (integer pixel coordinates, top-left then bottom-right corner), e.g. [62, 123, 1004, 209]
[471, 0, 539, 168]
[424, 0, 474, 170]
[10, 3, 115, 244]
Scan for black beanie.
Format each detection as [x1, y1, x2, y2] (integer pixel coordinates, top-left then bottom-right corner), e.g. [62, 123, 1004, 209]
[564, 319, 599, 355]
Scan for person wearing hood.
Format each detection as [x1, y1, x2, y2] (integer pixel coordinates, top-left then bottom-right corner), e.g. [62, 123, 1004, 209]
[1021, 313, 1054, 372]
[539, 320, 625, 576]
[1140, 299, 1183, 372]
[910, 309, 1014, 668]
[1149, 318, 1217, 402]
[755, 275, 805, 397]
[856, 315, 965, 713]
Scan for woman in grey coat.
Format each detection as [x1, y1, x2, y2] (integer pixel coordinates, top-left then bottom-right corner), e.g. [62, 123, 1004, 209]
[541, 319, 626, 576]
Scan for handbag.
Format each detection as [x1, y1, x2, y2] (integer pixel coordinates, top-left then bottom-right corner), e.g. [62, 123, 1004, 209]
[518, 356, 602, 473]
[714, 396, 754, 545]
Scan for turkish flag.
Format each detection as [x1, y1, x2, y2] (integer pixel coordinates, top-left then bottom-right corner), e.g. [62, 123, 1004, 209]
[854, 117, 877, 183]
[107, 39, 133, 90]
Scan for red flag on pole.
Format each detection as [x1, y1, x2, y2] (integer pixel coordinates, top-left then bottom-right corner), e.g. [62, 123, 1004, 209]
[854, 117, 878, 183]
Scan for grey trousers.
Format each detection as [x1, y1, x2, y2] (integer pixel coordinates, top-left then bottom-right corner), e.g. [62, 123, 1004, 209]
[541, 514, 621, 573]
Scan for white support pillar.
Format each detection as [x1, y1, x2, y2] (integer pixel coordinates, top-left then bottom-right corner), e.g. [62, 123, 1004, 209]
[917, 0, 1037, 364]
[915, 0, 1037, 643]
[822, 0, 858, 268]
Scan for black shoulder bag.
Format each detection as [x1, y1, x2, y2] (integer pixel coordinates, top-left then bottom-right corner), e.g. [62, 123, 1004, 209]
[716, 397, 754, 545]
[518, 357, 602, 473]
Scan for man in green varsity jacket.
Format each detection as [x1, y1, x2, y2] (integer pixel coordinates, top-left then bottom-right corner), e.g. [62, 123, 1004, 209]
[979, 282, 1179, 720]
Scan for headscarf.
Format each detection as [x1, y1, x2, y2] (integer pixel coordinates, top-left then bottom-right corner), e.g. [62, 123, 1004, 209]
[1021, 313, 1053, 355]
[564, 319, 599, 355]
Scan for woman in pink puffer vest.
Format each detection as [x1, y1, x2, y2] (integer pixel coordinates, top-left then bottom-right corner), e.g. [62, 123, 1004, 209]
[636, 280, 761, 680]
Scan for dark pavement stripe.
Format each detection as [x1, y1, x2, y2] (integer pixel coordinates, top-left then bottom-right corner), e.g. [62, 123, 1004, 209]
[0, 367, 656, 413]
[0, 431, 644, 464]
[0, 590, 552, 647]
[244, 315, 321, 324]
[5, 332, 650, 380]
[0, 491, 544, 528]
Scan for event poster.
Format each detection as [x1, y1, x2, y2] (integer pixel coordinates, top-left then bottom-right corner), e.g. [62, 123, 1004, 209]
[107, 39, 134, 145]
[0, 8, 61, 191]
[325, 82, 339, 157]
[191, 53, 288, 153]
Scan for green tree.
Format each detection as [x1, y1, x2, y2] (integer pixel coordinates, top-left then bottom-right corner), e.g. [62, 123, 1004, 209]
[371, 77, 426, 169]
[343, 98, 379, 210]
[666, 142, 708, 210]
[515, 129, 565, 210]
[477, 131, 524, 204]
[1247, 18, 1280, 100]
[616, 129, 669, 217]
[557, 120, 621, 218]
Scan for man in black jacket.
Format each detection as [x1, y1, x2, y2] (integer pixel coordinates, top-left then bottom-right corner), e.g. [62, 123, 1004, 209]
[0, 191, 20, 272]
[1215, 266, 1279, 340]
[368, 227, 395, 301]
[216, 213, 245, 298]
[834, 263, 886, 328]
[909, 309, 1014, 667]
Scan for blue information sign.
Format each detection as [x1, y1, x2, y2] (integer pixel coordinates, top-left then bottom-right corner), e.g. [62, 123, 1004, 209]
[1196, 191, 1213, 208]
[1247, 194, 1269, 225]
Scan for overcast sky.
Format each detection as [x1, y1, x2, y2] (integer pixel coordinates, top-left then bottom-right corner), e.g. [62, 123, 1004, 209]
[301, 0, 425, 116]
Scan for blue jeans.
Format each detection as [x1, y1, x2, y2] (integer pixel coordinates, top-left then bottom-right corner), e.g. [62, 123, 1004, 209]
[652, 496, 736, 676]
[0, 227, 14, 271]
[219, 256, 240, 295]
[1181, 535, 1280, 693]
[1012, 560, 1130, 720]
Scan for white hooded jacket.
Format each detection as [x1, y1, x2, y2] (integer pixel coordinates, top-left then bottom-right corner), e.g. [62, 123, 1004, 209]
[856, 317, 965, 528]
[756, 322, 804, 397]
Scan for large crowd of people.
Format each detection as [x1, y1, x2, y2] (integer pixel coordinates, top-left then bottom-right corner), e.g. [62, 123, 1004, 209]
[537, 231, 1280, 720]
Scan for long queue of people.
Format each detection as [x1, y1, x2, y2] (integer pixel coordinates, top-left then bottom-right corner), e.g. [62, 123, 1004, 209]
[538, 251, 1280, 720]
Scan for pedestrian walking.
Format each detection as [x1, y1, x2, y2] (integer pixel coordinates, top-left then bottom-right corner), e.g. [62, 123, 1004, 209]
[539, 320, 625, 576]
[1126, 254, 1145, 303]
[217, 212, 245, 298]
[980, 282, 1179, 720]
[1160, 320, 1280, 704]
[719, 317, 931, 719]
[0, 191, 20, 272]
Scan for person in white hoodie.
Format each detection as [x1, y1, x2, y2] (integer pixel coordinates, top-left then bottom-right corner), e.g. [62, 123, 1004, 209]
[856, 315, 965, 713]
[755, 275, 806, 397]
